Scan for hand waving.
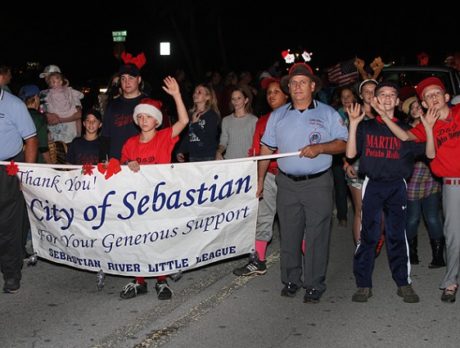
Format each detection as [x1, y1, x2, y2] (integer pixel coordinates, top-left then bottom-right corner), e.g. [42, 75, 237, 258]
[421, 107, 440, 130]
[162, 76, 180, 97]
[346, 103, 365, 125]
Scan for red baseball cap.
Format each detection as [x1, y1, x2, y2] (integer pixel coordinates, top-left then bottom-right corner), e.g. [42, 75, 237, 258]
[260, 77, 280, 90]
[415, 77, 446, 100]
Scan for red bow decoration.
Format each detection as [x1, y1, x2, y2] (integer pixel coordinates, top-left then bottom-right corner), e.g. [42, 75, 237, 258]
[97, 158, 121, 180]
[82, 163, 94, 176]
[121, 52, 147, 69]
[6, 160, 19, 176]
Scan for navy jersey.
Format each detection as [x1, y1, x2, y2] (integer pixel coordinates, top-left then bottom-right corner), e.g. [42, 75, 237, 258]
[66, 136, 109, 165]
[101, 94, 146, 159]
[356, 116, 423, 181]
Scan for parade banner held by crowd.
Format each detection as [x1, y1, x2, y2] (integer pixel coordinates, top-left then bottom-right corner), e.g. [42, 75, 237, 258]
[16, 160, 258, 276]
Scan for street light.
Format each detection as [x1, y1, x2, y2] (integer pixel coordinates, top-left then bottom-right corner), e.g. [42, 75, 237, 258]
[160, 42, 170, 56]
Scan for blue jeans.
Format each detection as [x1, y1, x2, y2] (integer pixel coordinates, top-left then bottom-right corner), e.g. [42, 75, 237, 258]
[406, 192, 443, 241]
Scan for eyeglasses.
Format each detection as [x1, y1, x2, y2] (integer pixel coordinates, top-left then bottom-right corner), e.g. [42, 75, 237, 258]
[289, 80, 309, 88]
[424, 90, 444, 100]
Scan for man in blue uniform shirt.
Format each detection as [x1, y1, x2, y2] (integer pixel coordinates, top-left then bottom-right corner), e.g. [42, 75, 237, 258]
[0, 87, 38, 293]
[259, 63, 348, 303]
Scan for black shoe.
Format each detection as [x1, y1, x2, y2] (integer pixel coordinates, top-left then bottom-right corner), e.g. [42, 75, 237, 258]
[303, 288, 324, 303]
[233, 258, 267, 276]
[281, 282, 299, 297]
[3, 278, 20, 294]
[120, 280, 148, 299]
[26, 253, 38, 266]
[155, 280, 172, 300]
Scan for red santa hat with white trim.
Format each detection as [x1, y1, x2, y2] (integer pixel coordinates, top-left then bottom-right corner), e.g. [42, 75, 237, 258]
[133, 98, 163, 128]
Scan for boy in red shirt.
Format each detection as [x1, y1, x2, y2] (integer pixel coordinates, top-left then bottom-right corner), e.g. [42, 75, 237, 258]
[119, 76, 189, 300]
[378, 77, 460, 303]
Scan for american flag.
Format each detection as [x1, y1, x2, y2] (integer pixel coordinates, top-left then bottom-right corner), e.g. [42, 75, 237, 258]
[327, 58, 359, 86]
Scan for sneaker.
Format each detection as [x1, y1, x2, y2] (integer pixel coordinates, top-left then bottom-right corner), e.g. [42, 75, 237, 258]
[120, 280, 148, 299]
[281, 282, 299, 297]
[352, 287, 372, 302]
[397, 285, 420, 303]
[441, 287, 457, 303]
[375, 234, 385, 257]
[304, 288, 324, 303]
[233, 258, 267, 276]
[26, 253, 38, 266]
[3, 278, 20, 294]
[155, 280, 172, 300]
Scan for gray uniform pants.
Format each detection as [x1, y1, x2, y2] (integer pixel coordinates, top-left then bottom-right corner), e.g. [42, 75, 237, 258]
[256, 172, 277, 242]
[276, 170, 333, 292]
[440, 180, 460, 289]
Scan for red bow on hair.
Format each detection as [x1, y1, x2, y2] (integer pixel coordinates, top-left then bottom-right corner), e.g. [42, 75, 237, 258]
[121, 52, 147, 69]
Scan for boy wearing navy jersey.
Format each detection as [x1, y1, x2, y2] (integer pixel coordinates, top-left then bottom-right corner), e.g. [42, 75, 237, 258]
[346, 82, 421, 303]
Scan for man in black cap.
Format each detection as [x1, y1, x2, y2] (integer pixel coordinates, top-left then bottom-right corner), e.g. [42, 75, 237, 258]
[102, 63, 148, 159]
[258, 63, 348, 303]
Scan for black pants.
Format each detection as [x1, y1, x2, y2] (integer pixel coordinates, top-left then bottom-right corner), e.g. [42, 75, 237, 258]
[0, 153, 28, 281]
[354, 178, 410, 288]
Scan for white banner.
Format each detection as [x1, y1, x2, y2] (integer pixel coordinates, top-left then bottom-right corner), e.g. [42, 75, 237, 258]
[17, 160, 258, 276]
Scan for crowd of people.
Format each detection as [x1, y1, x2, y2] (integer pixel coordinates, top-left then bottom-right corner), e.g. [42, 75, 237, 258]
[1, 52, 460, 307]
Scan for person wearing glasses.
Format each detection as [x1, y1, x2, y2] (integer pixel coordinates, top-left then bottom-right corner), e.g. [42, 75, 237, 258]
[377, 77, 460, 303]
[258, 63, 348, 303]
[346, 81, 422, 303]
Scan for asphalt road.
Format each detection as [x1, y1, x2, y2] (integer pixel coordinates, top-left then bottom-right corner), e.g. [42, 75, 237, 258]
[1, 217, 458, 348]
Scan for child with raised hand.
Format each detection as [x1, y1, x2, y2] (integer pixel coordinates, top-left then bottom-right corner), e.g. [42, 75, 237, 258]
[119, 76, 189, 300]
[346, 81, 421, 304]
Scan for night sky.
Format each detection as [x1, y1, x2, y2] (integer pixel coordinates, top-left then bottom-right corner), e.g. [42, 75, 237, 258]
[3, 1, 458, 88]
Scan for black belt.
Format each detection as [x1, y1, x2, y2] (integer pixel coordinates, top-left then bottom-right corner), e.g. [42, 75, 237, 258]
[279, 169, 328, 181]
[3, 150, 23, 162]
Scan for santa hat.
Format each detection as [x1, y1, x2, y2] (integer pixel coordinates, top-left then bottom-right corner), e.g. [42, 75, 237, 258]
[133, 98, 163, 128]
